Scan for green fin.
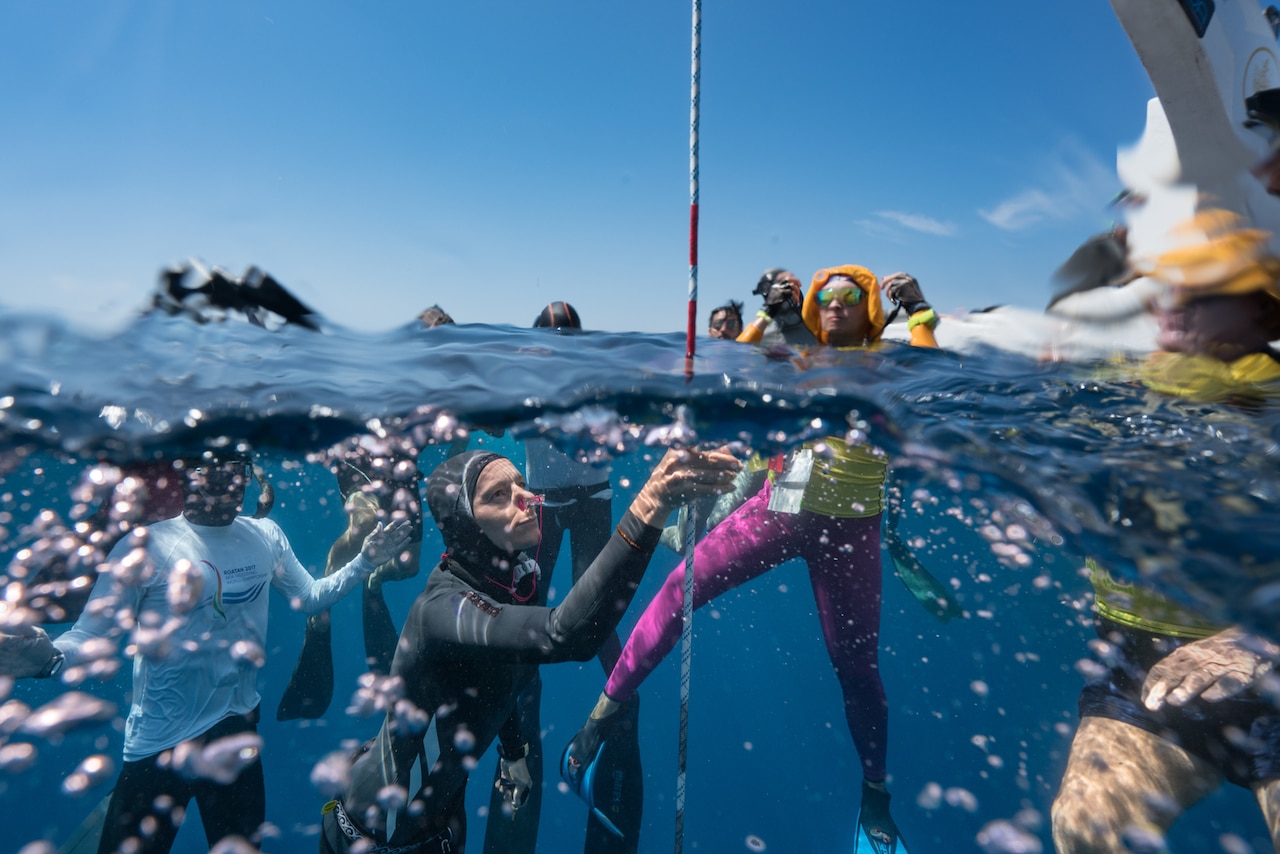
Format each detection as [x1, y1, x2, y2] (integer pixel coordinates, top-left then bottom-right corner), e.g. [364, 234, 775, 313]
[886, 529, 964, 623]
[58, 790, 112, 854]
[276, 613, 334, 721]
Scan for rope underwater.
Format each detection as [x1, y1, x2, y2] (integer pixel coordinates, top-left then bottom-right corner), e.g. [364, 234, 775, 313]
[675, 1, 701, 852]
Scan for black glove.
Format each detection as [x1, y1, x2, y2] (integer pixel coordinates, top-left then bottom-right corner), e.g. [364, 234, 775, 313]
[858, 781, 903, 854]
[882, 273, 930, 316]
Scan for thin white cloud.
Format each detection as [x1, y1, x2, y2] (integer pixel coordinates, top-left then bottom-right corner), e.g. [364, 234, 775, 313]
[978, 189, 1057, 230]
[874, 210, 958, 237]
[853, 218, 907, 243]
[979, 139, 1118, 231]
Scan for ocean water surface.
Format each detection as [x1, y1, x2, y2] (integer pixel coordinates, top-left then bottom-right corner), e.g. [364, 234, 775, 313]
[1, 309, 1277, 853]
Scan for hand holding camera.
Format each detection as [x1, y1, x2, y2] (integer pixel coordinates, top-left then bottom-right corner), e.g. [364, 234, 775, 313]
[763, 282, 797, 319]
[754, 269, 800, 320]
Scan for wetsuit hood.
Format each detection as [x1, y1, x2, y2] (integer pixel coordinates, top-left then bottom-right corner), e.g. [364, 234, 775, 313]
[801, 265, 886, 345]
[425, 450, 539, 601]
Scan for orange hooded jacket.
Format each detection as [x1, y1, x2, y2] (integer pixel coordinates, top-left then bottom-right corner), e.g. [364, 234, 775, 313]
[800, 265, 938, 349]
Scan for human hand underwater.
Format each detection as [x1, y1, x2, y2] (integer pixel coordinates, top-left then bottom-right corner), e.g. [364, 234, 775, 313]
[0, 625, 59, 679]
[496, 753, 533, 812]
[1142, 627, 1279, 710]
[631, 447, 742, 526]
[358, 519, 414, 566]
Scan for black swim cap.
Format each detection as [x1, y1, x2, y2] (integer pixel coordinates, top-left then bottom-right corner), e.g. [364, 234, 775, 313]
[426, 450, 514, 571]
[533, 301, 582, 329]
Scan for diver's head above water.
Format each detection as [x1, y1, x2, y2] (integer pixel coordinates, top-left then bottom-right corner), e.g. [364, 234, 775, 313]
[533, 301, 582, 330]
[427, 450, 543, 586]
[802, 265, 885, 346]
[418, 304, 455, 328]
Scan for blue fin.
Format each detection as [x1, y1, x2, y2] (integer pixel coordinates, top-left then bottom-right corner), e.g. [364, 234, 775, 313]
[853, 808, 908, 854]
[590, 806, 623, 838]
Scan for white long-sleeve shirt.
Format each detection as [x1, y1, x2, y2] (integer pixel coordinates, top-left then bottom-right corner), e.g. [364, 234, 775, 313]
[55, 514, 373, 760]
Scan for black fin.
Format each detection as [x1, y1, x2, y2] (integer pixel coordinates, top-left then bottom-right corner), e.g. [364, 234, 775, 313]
[276, 614, 334, 721]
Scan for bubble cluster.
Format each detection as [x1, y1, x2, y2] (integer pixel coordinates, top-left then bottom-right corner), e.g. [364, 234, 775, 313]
[61, 753, 114, 794]
[976, 819, 1043, 853]
[170, 733, 263, 785]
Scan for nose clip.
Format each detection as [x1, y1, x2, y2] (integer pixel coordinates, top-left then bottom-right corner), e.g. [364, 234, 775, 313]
[516, 493, 545, 512]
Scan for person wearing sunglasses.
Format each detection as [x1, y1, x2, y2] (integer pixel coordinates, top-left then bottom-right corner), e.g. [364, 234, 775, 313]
[0, 452, 413, 854]
[708, 300, 745, 340]
[562, 266, 939, 854]
[318, 446, 740, 854]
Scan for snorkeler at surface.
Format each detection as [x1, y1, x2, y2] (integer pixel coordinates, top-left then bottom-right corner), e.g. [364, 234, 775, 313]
[0, 452, 412, 854]
[317, 446, 740, 854]
[1052, 212, 1280, 852]
[481, 302, 641, 854]
[562, 266, 940, 854]
[708, 299, 745, 340]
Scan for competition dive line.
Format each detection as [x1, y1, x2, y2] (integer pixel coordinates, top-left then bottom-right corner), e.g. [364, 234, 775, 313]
[676, 2, 701, 853]
[685, 0, 700, 366]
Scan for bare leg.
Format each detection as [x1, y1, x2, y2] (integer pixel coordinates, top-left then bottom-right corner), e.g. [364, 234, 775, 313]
[1052, 716, 1223, 853]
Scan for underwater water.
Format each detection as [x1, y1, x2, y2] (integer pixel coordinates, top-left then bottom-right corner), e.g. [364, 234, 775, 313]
[1, 310, 1277, 853]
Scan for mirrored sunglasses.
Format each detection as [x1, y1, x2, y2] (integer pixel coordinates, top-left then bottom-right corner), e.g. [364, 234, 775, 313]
[816, 287, 864, 308]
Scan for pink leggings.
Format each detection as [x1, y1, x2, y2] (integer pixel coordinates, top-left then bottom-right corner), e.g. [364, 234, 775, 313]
[606, 479, 888, 780]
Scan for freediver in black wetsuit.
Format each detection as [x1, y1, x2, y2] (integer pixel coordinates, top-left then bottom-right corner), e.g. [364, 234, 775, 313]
[318, 447, 740, 854]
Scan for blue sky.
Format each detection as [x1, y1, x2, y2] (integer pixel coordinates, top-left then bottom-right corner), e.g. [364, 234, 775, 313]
[0, 1, 1156, 333]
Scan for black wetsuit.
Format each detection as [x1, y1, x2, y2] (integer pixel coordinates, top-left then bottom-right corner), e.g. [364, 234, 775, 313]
[321, 511, 660, 853]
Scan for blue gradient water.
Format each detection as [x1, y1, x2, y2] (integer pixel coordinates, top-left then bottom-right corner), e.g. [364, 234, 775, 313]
[1, 310, 1276, 853]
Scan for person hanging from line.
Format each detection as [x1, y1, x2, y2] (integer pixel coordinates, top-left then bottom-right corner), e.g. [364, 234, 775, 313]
[562, 266, 942, 854]
[316, 445, 740, 854]
[0, 451, 413, 854]
[482, 301, 642, 854]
